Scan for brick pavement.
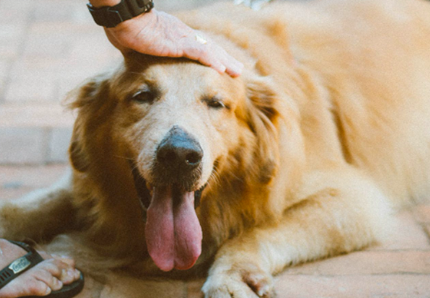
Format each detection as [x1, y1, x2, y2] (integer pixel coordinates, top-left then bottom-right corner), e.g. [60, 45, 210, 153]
[1, 0, 430, 297]
[0, 165, 429, 297]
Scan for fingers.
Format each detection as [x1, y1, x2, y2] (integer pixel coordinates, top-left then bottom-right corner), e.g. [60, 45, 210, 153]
[183, 33, 244, 77]
[162, 13, 244, 76]
[103, 9, 244, 77]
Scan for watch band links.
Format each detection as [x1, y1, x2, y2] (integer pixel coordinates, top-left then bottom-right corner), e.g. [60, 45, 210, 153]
[87, 0, 154, 28]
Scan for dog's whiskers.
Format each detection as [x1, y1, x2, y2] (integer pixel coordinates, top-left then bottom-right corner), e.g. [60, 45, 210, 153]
[208, 168, 222, 187]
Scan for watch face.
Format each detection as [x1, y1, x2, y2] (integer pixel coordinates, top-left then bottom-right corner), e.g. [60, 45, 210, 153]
[139, 0, 153, 6]
[88, 0, 153, 28]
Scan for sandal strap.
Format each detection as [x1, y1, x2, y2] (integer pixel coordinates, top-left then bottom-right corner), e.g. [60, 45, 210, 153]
[0, 241, 44, 289]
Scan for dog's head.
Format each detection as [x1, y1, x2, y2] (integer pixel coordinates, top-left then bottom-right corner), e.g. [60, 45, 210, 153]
[68, 53, 286, 272]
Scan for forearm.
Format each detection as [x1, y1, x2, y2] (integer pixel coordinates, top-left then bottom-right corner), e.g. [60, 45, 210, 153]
[89, 0, 121, 8]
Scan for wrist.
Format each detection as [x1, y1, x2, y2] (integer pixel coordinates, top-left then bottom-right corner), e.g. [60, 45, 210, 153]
[89, 0, 121, 8]
[108, 8, 156, 32]
[87, 0, 154, 28]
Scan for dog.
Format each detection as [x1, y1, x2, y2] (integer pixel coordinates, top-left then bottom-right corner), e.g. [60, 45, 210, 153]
[1, 0, 430, 297]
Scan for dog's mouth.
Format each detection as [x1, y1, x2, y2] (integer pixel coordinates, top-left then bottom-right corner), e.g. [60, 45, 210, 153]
[131, 165, 205, 272]
[131, 166, 204, 211]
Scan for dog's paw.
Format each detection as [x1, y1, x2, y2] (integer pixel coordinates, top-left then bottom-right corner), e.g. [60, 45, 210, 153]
[202, 265, 275, 298]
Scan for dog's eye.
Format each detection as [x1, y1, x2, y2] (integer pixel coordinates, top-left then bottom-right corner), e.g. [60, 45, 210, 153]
[206, 99, 226, 109]
[131, 90, 155, 104]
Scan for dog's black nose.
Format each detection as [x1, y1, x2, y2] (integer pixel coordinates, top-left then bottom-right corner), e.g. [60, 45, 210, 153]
[156, 126, 203, 172]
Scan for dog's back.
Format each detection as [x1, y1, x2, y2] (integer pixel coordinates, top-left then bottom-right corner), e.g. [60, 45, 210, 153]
[220, 0, 430, 207]
[281, 0, 430, 206]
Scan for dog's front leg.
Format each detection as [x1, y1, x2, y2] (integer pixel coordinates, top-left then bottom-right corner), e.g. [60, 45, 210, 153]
[0, 169, 76, 241]
[202, 172, 393, 298]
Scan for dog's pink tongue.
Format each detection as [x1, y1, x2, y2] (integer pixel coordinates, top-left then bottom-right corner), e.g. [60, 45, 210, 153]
[145, 186, 202, 271]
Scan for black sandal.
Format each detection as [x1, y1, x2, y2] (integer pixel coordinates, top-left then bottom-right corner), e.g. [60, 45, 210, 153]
[0, 241, 84, 298]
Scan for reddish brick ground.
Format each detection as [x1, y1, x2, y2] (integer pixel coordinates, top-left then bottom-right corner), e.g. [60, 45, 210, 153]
[1, 0, 429, 297]
[1, 165, 429, 297]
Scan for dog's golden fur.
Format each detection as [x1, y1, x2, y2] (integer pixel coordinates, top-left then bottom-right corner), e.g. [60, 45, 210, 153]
[1, 0, 430, 297]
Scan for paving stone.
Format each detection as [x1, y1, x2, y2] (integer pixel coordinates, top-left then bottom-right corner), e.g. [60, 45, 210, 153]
[0, 60, 11, 99]
[48, 127, 73, 163]
[284, 251, 430, 276]
[0, 60, 11, 81]
[186, 279, 205, 298]
[370, 210, 430, 251]
[414, 203, 430, 224]
[0, 0, 32, 25]
[101, 274, 186, 298]
[156, 0, 224, 11]
[4, 77, 57, 102]
[22, 34, 71, 59]
[0, 31, 22, 59]
[274, 275, 430, 298]
[0, 103, 75, 128]
[0, 165, 68, 190]
[0, 127, 47, 164]
[0, 24, 26, 58]
[0, 59, 10, 77]
[8, 58, 65, 80]
[32, 1, 83, 23]
[0, 188, 32, 201]
[67, 34, 119, 61]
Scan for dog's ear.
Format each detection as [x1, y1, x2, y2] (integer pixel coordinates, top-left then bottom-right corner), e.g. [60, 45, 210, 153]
[69, 121, 89, 173]
[244, 75, 281, 184]
[67, 76, 110, 173]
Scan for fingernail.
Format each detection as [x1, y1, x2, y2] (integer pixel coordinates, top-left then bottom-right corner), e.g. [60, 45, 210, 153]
[45, 287, 52, 295]
[218, 64, 227, 74]
[234, 62, 244, 74]
[227, 68, 241, 78]
[238, 62, 244, 71]
[68, 269, 75, 277]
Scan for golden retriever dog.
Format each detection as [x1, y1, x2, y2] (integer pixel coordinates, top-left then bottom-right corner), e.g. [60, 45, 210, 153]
[1, 0, 430, 297]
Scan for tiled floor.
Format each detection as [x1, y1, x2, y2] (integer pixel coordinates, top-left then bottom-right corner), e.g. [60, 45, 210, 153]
[1, 0, 430, 297]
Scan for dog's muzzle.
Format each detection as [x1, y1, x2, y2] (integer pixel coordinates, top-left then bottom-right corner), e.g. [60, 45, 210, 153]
[131, 125, 205, 210]
[152, 126, 203, 191]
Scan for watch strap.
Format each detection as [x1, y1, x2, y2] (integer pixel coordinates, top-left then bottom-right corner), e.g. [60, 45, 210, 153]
[87, 0, 154, 28]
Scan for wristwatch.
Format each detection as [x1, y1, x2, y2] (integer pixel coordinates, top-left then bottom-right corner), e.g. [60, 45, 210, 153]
[87, 0, 154, 28]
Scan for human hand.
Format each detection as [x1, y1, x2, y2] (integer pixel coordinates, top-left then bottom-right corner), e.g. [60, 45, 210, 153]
[103, 9, 244, 77]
